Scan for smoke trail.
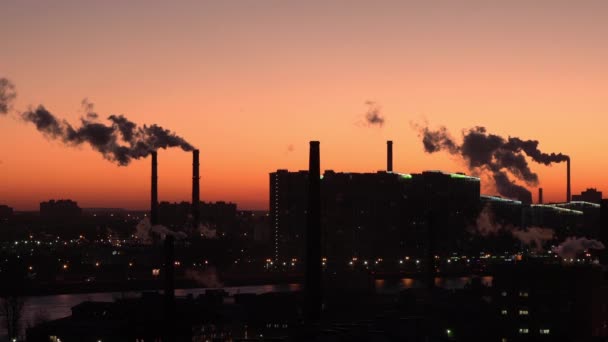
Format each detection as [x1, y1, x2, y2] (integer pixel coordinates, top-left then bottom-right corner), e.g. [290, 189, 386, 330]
[21, 103, 194, 165]
[364, 101, 384, 127]
[0, 78, 17, 115]
[416, 124, 568, 203]
[552, 237, 605, 259]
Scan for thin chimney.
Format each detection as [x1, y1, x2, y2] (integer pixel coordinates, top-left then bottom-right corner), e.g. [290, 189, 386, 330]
[163, 235, 176, 337]
[306, 141, 322, 323]
[567, 157, 571, 203]
[600, 199, 608, 266]
[151, 151, 159, 225]
[539, 188, 544, 204]
[192, 150, 200, 229]
[387, 140, 393, 172]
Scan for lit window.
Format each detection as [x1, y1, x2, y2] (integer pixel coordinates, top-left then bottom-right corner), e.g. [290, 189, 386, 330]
[501, 310, 508, 315]
[519, 310, 529, 316]
[519, 328, 529, 334]
[519, 291, 529, 298]
[501, 291, 507, 297]
[540, 329, 551, 335]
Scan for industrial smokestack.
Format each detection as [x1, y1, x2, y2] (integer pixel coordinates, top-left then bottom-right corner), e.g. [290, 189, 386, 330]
[306, 141, 322, 323]
[539, 188, 544, 204]
[567, 157, 571, 203]
[151, 151, 159, 225]
[192, 150, 200, 229]
[387, 140, 393, 172]
[163, 235, 176, 337]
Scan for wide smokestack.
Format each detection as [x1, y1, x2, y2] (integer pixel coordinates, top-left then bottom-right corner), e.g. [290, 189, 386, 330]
[163, 235, 176, 337]
[192, 150, 200, 229]
[306, 141, 322, 323]
[151, 151, 158, 225]
[567, 157, 571, 203]
[539, 188, 543, 204]
[387, 140, 393, 172]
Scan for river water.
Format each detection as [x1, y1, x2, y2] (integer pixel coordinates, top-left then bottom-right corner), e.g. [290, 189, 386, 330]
[1, 276, 492, 340]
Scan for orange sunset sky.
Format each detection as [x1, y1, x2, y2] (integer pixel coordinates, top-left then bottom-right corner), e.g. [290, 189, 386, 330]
[1, 1, 608, 211]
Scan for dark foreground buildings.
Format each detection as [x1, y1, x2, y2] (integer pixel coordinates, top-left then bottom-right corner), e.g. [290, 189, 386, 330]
[26, 262, 608, 341]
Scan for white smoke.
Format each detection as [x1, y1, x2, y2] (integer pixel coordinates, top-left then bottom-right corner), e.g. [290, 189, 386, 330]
[473, 205, 554, 251]
[552, 237, 605, 259]
[198, 223, 217, 239]
[135, 218, 187, 244]
[184, 267, 223, 288]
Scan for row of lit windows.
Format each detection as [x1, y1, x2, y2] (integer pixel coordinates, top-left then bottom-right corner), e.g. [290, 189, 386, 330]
[518, 328, 551, 335]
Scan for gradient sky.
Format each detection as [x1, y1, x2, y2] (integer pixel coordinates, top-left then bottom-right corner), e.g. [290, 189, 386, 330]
[1, 1, 608, 210]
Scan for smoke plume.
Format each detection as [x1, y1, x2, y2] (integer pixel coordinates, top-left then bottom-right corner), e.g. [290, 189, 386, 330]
[198, 223, 218, 239]
[0, 78, 17, 115]
[364, 101, 384, 127]
[474, 205, 554, 251]
[416, 125, 568, 203]
[184, 268, 223, 288]
[552, 237, 605, 259]
[135, 218, 187, 244]
[21, 103, 194, 165]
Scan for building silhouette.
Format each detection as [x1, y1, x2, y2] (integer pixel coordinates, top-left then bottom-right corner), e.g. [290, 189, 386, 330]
[572, 188, 603, 204]
[40, 199, 82, 220]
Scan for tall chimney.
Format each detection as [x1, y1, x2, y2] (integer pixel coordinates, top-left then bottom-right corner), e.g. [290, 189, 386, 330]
[600, 199, 608, 266]
[151, 151, 159, 225]
[387, 140, 393, 172]
[306, 141, 322, 323]
[163, 235, 176, 337]
[192, 150, 200, 230]
[539, 188, 544, 204]
[567, 157, 571, 203]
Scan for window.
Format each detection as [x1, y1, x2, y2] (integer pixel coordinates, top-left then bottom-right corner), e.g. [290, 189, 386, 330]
[519, 291, 529, 298]
[519, 310, 529, 316]
[519, 328, 529, 334]
[501, 291, 507, 297]
[540, 329, 551, 335]
[501, 310, 508, 315]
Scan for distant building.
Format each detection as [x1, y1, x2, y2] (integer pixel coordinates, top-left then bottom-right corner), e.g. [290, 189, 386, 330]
[0, 204, 14, 220]
[572, 188, 603, 204]
[40, 199, 82, 220]
[158, 201, 238, 235]
[601, 199, 608, 265]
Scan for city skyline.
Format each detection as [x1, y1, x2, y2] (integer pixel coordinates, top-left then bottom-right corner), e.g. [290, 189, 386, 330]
[2, 1, 608, 210]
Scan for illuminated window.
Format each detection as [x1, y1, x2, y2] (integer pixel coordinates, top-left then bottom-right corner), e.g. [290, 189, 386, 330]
[519, 291, 529, 298]
[519, 328, 529, 334]
[501, 310, 508, 315]
[501, 291, 507, 297]
[540, 329, 551, 335]
[519, 310, 529, 316]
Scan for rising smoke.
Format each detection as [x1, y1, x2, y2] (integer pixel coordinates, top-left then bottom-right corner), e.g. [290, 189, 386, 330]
[21, 103, 194, 165]
[135, 218, 187, 244]
[415, 125, 568, 203]
[364, 101, 385, 127]
[474, 205, 554, 251]
[184, 268, 223, 288]
[0, 78, 17, 115]
[552, 237, 605, 259]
